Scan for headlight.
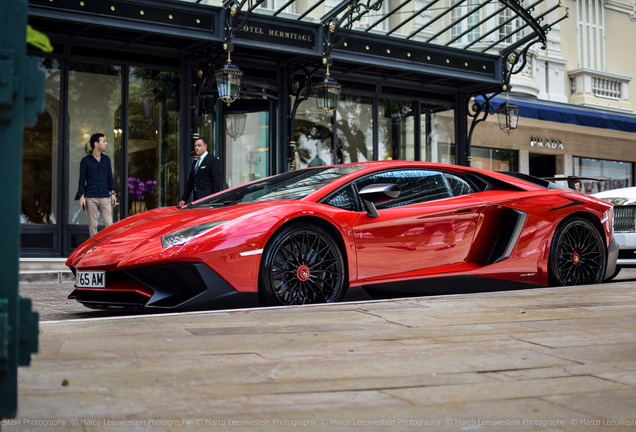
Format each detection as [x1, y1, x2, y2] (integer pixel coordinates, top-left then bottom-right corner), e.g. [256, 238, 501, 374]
[161, 220, 228, 248]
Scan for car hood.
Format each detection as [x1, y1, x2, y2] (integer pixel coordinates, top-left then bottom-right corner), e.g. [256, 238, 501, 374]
[67, 202, 291, 269]
[593, 187, 636, 206]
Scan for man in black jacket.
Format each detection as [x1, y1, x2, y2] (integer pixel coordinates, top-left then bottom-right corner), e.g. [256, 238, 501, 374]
[179, 138, 222, 206]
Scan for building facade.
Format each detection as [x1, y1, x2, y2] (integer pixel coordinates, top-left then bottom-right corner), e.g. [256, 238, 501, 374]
[22, 0, 636, 257]
[471, 0, 636, 191]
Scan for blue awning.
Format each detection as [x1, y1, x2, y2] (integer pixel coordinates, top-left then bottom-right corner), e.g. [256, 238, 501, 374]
[486, 96, 636, 133]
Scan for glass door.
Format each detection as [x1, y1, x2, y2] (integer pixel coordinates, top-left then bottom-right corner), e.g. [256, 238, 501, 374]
[222, 102, 270, 189]
[66, 62, 122, 249]
[126, 68, 181, 214]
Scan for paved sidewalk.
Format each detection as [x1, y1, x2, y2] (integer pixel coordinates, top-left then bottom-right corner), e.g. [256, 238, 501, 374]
[6, 282, 636, 431]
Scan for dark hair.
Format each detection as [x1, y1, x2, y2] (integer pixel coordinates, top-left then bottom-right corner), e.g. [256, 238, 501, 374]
[90, 133, 104, 150]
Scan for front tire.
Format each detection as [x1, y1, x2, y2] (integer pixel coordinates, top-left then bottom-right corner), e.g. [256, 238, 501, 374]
[259, 223, 347, 306]
[548, 217, 606, 286]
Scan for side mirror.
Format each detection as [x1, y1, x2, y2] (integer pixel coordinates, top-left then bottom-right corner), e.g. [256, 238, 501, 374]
[358, 183, 401, 218]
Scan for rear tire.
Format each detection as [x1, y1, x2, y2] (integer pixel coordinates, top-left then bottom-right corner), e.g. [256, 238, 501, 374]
[548, 217, 606, 286]
[258, 223, 348, 306]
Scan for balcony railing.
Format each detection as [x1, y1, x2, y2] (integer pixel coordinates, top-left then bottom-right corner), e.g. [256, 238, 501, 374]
[591, 75, 622, 100]
[569, 68, 633, 111]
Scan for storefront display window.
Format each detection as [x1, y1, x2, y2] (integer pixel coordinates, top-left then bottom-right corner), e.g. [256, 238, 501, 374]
[379, 99, 415, 160]
[66, 62, 122, 226]
[294, 93, 374, 168]
[471, 146, 519, 172]
[293, 95, 332, 169]
[22, 58, 60, 225]
[127, 67, 181, 213]
[336, 94, 373, 164]
[573, 156, 632, 193]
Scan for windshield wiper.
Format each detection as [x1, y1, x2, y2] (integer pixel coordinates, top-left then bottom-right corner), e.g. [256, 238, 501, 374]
[201, 201, 238, 208]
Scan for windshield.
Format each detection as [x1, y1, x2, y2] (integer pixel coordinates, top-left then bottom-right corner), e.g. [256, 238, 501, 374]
[191, 165, 365, 208]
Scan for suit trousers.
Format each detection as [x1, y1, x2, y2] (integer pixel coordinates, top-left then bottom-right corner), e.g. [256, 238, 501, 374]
[86, 197, 113, 237]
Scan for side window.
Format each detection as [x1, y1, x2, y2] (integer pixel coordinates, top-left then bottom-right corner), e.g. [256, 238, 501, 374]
[444, 173, 475, 196]
[321, 170, 477, 211]
[355, 169, 453, 209]
[322, 185, 360, 211]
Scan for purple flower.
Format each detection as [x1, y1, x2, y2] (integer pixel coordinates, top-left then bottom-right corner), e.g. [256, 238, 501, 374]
[127, 177, 156, 201]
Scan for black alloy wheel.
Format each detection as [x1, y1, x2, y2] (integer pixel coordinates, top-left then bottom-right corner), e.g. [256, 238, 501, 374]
[259, 223, 347, 306]
[548, 217, 606, 286]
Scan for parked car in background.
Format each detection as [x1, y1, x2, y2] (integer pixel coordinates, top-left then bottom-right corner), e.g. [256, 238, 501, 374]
[593, 187, 636, 278]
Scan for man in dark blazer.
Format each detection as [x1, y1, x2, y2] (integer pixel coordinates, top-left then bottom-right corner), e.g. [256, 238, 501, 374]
[179, 138, 222, 206]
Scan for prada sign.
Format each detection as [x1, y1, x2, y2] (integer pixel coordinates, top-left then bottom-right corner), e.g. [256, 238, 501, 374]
[530, 137, 565, 150]
[235, 19, 316, 51]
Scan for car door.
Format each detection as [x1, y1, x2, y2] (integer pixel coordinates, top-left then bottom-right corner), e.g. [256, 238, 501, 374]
[351, 169, 488, 283]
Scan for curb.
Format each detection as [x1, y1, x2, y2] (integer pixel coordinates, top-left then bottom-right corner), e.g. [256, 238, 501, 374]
[19, 271, 75, 284]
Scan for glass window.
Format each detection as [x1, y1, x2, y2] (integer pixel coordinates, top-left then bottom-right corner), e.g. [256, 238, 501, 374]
[577, 0, 605, 70]
[22, 58, 60, 225]
[293, 95, 332, 169]
[573, 156, 632, 193]
[444, 172, 476, 196]
[470, 147, 519, 172]
[67, 62, 122, 225]
[355, 169, 453, 209]
[450, 0, 464, 42]
[323, 185, 360, 211]
[421, 105, 455, 164]
[336, 94, 373, 164]
[194, 165, 364, 208]
[466, 0, 481, 42]
[323, 170, 476, 212]
[379, 99, 414, 161]
[127, 67, 181, 214]
[224, 110, 270, 188]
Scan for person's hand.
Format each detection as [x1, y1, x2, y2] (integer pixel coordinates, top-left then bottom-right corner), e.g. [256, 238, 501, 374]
[111, 193, 117, 206]
[79, 195, 86, 211]
[179, 200, 185, 207]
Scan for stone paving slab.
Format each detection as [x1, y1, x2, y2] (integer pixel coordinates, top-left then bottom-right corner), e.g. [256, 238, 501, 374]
[5, 282, 636, 431]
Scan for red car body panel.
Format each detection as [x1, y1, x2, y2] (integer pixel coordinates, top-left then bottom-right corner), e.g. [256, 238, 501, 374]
[66, 161, 616, 310]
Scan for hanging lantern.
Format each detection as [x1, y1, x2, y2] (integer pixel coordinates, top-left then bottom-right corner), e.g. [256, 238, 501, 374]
[226, 113, 247, 139]
[496, 93, 520, 134]
[215, 51, 243, 106]
[314, 64, 341, 114]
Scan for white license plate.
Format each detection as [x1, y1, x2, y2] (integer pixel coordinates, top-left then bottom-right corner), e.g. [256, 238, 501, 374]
[76, 271, 106, 288]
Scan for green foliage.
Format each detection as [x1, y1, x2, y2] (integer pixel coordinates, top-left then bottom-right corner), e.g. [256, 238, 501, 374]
[26, 25, 53, 52]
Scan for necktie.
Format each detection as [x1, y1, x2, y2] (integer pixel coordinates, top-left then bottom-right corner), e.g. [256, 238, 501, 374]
[194, 158, 202, 173]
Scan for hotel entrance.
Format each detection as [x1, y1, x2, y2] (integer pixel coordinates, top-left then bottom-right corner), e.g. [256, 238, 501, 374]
[222, 98, 273, 189]
[195, 91, 276, 192]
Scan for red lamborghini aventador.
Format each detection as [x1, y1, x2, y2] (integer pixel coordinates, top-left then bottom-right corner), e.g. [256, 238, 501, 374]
[67, 161, 618, 311]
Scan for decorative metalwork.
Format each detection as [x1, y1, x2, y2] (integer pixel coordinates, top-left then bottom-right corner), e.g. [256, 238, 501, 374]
[287, 62, 323, 163]
[466, 0, 569, 147]
[191, 49, 225, 120]
[319, 0, 384, 64]
[467, 92, 498, 154]
[222, 0, 266, 52]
